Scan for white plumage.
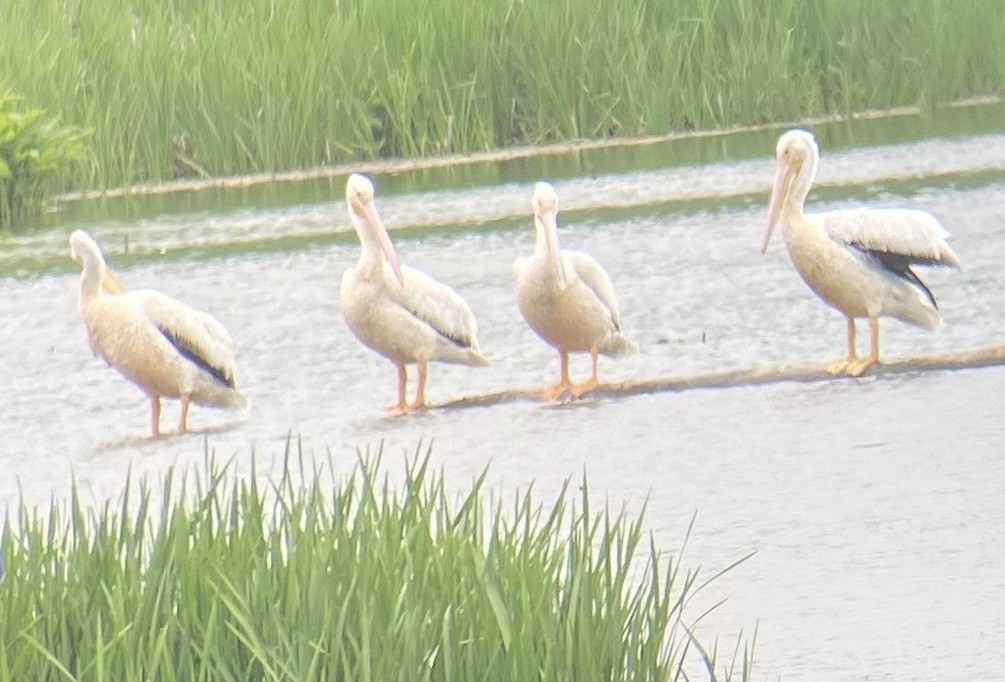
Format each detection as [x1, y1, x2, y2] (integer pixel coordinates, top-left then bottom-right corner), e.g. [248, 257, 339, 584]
[763, 129, 961, 376]
[340, 173, 488, 412]
[514, 181, 635, 400]
[70, 230, 247, 435]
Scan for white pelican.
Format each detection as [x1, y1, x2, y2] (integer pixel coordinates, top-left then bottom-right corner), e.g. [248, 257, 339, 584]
[514, 181, 635, 400]
[340, 173, 489, 412]
[763, 129, 961, 376]
[70, 230, 247, 436]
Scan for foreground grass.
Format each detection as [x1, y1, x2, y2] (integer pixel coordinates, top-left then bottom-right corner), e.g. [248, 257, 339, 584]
[0, 0, 1002, 190]
[0, 444, 753, 681]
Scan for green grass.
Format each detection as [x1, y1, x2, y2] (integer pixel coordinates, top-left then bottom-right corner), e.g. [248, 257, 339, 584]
[0, 442, 754, 681]
[0, 88, 89, 226]
[3, 0, 1000, 192]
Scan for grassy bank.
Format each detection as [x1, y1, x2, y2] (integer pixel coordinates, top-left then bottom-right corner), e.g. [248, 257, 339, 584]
[2, 0, 1001, 191]
[0, 445, 754, 680]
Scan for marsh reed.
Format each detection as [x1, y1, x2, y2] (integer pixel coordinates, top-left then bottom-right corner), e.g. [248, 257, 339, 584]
[2, 0, 1001, 190]
[0, 444, 754, 680]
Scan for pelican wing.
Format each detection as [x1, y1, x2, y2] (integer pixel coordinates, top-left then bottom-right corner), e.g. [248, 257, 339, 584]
[565, 250, 623, 329]
[821, 208, 961, 268]
[134, 290, 238, 386]
[388, 265, 480, 350]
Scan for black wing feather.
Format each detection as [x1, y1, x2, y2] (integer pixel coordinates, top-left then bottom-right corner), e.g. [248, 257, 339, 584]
[158, 325, 236, 387]
[849, 245, 938, 309]
[397, 302, 472, 349]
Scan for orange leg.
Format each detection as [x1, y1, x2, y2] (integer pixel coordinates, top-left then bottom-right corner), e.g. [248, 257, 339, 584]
[387, 363, 410, 414]
[541, 351, 573, 401]
[870, 316, 881, 364]
[178, 394, 191, 433]
[846, 316, 881, 377]
[827, 317, 858, 375]
[150, 395, 162, 437]
[412, 362, 429, 410]
[572, 346, 600, 397]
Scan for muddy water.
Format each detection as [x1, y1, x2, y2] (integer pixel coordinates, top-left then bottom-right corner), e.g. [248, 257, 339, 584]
[2, 108, 1005, 680]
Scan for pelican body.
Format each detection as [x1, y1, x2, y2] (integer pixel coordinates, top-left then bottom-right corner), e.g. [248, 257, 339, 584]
[763, 129, 960, 376]
[340, 174, 488, 412]
[514, 182, 634, 400]
[70, 230, 247, 436]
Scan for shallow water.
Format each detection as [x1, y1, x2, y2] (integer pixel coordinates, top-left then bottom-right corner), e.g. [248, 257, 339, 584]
[3, 107, 1005, 680]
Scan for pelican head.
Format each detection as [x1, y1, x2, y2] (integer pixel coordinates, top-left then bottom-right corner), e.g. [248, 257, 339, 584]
[532, 181, 567, 289]
[69, 229, 102, 268]
[70, 230, 129, 295]
[345, 173, 404, 286]
[763, 129, 819, 254]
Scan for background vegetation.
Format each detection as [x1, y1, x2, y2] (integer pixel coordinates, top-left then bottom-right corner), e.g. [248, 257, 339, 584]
[0, 448, 754, 680]
[0, 0, 1002, 191]
[0, 90, 89, 225]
